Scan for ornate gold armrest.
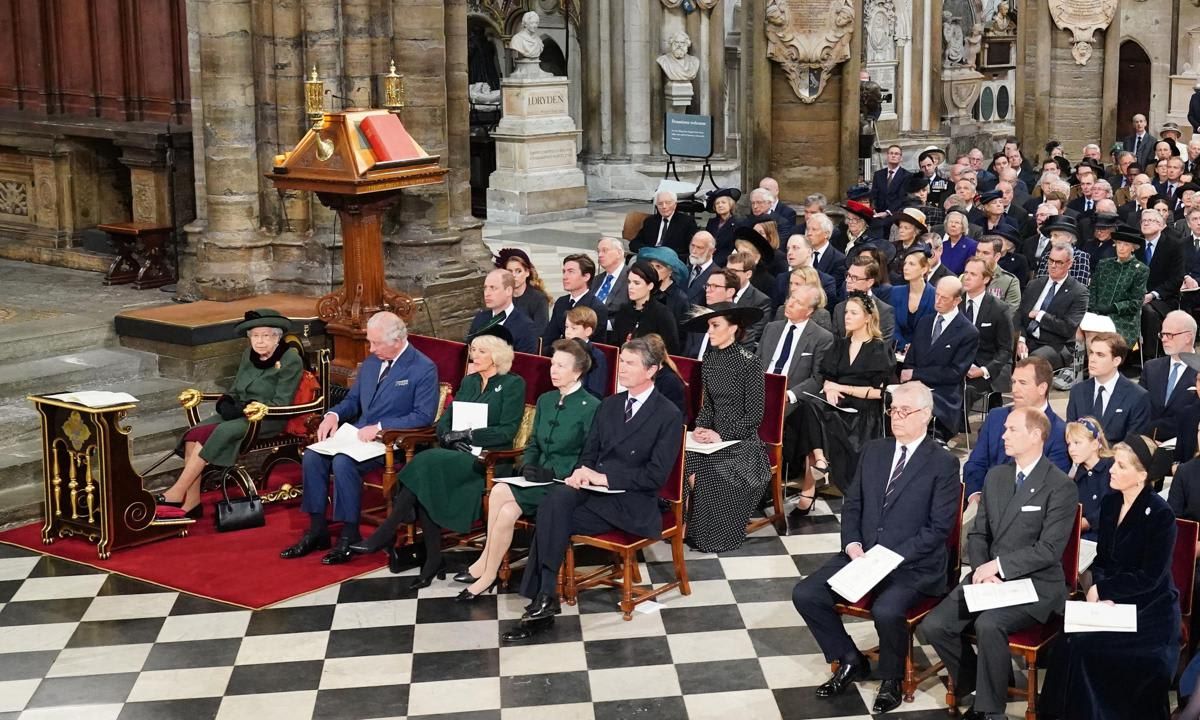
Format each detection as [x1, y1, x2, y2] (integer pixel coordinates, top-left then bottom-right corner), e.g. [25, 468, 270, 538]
[178, 389, 224, 426]
[378, 426, 438, 450]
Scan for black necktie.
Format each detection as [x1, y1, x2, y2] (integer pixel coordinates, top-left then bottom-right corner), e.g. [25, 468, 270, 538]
[1134, 136, 1142, 155]
[1027, 282, 1056, 335]
[1015, 470, 1027, 490]
[1095, 385, 1106, 416]
[690, 265, 702, 285]
[965, 299, 975, 324]
[624, 396, 636, 422]
[492, 310, 507, 325]
[772, 325, 796, 374]
[568, 297, 577, 309]
[884, 445, 908, 502]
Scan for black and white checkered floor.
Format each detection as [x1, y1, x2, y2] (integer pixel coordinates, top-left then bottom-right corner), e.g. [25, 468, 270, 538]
[0, 497, 1041, 720]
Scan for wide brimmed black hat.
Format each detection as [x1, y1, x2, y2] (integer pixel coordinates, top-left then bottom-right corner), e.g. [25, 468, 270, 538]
[1112, 225, 1145, 248]
[705, 187, 742, 213]
[846, 184, 872, 201]
[468, 321, 515, 347]
[1092, 212, 1121, 229]
[898, 243, 933, 262]
[905, 175, 930, 195]
[681, 302, 764, 333]
[733, 224, 776, 262]
[235, 309, 291, 335]
[892, 207, 928, 234]
[1051, 156, 1071, 176]
[1179, 182, 1200, 196]
[494, 247, 533, 270]
[1040, 214, 1079, 239]
[982, 226, 1021, 245]
[978, 189, 1004, 206]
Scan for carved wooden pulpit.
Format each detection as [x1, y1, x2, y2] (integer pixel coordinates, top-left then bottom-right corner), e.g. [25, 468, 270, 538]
[268, 110, 447, 386]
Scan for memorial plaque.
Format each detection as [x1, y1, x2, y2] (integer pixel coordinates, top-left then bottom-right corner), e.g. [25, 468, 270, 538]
[765, 0, 856, 103]
[1048, 0, 1116, 65]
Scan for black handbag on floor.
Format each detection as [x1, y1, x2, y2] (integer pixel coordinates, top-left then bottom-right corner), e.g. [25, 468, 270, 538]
[214, 469, 265, 532]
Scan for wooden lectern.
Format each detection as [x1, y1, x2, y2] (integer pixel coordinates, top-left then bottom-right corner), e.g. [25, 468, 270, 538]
[29, 396, 192, 559]
[267, 110, 447, 387]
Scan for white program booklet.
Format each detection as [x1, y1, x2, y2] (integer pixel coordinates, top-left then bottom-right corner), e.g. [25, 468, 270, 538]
[1064, 600, 1137, 633]
[1078, 539, 1098, 574]
[492, 476, 556, 488]
[307, 423, 387, 462]
[452, 401, 489, 456]
[962, 578, 1039, 612]
[551, 478, 625, 494]
[827, 545, 905, 603]
[685, 431, 741, 455]
[46, 390, 139, 408]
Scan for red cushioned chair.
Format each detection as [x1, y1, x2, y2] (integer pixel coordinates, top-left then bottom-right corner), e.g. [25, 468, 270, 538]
[671, 354, 704, 427]
[562, 427, 690, 620]
[591, 342, 620, 396]
[1174, 518, 1199, 659]
[945, 503, 1083, 720]
[747, 372, 789, 533]
[832, 483, 965, 703]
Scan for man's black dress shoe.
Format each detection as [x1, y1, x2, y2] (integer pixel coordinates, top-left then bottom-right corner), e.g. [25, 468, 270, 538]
[872, 679, 903, 713]
[961, 709, 987, 720]
[521, 593, 560, 622]
[321, 537, 355, 565]
[280, 532, 331, 559]
[815, 655, 869, 698]
[502, 617, 554, 644]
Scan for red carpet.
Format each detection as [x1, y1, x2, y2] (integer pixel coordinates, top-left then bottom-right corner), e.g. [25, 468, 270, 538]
[0, 469, 389, 610]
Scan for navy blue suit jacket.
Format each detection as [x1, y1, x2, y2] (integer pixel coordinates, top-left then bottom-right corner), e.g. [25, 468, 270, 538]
[467, 308, 540, 355]
[812, 245, 847, 304]
[541, 291, 608, 356]
[841, 437, 962, 595]
[1066, 374, 1152, 444]
[904, 312, 979, 433]
[686, 263, 716, 307]
[1139, 356, 1200, 441]
[328, 346, 439, 430]
[871, 166, 912, 213]
[963, 405, 1070, 498]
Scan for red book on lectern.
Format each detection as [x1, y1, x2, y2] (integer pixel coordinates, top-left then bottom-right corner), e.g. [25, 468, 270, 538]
[360, 113, 422, 162]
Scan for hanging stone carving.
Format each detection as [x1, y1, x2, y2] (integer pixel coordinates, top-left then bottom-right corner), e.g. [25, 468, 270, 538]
[864, 0, 898, 119]
[764, 0, 856, 104]
[1048, 0, 1117, 65]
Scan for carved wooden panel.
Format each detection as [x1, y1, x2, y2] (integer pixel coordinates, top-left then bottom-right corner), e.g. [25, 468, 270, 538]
[0, 0, 189, 123]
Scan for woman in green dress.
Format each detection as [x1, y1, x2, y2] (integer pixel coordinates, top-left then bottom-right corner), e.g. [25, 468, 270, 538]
[1089, 226, 1150, 347]
[351, 327, 526, 590]
[454, 338, 599, 601]
[155, 310, 303, 520]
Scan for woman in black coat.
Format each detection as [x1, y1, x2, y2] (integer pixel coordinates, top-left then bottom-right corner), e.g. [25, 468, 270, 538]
[608, 260, 681, 354]
[1041, 434, 1180, 720]
[706, 187, 741, 266]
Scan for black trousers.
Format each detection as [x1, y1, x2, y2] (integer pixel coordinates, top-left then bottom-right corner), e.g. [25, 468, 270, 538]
[917, 582, 1041, 714]
[792, 555, 924, 679]
[518, 485, 620, 600]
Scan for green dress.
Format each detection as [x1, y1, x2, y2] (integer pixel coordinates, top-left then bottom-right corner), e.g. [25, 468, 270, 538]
[511, 386, 600, 515]
[397, 372, 526, 533]
[1090, 256, 1149, 345]
[192, 345, 304, 467]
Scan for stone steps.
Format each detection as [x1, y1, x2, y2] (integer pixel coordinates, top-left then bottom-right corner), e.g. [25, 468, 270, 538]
[0, 314, 117, 364]
[0, 347, 159, 401]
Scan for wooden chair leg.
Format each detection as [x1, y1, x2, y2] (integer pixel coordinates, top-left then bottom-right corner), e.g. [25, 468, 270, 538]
[499, 551, 511, 591]
[671, 531, 691, 595]
[630, 552, 642, 583]
[771, 465, 785, 522]
[564, 545, 577, 605]
[945, 675, 958, 716]
[1023, 650, 1038, 720]
[620, 549, 635, 621]
[903, 628, 917, 702]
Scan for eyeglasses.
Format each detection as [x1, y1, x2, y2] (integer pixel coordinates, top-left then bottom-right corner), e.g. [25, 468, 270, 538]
[845, 273, 869, 282]
[887, 406, 927, 420]
[1046, 258, 1070, 267]
[1160, 330, 1191, 340]
[704, 283, 728, 290]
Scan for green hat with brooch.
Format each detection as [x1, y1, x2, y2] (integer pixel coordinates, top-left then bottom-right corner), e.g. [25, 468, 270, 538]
[234, 309, 292, 335]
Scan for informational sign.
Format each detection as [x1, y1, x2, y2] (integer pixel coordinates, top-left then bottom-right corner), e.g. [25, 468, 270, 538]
[664, 113, 713, 159]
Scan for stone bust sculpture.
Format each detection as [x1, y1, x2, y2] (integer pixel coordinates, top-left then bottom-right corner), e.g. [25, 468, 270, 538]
[656, 31, 701, 82]
[509, 11, 543, 60]
[942, 12, 966, 66]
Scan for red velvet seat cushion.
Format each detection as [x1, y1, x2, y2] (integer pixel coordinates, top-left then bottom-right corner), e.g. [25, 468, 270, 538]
[1006, 617, 1061, 649]
[408, 335, 468, 390]
[578, 512, 678, 547]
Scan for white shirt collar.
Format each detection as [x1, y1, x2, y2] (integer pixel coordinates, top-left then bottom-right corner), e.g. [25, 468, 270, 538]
[937, 307, 959, 326]
[695, 259, 713, 272]
[625, 384, 655, 415]
[734, 285, 749, 302]
[1015, 458, 1040, 479]
[966, 289, 987, 304]
[893, 435, 925, 463]
[496, 303, 516, 319]
[568, 289, 588, 303]
[562, 381, 583, 397]
[1094, 372, 1119, 398]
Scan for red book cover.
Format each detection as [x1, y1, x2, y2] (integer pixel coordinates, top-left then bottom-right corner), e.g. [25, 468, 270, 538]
[359, 113, 423, 162]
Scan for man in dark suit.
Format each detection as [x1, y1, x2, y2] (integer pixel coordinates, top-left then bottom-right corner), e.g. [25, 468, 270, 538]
[685, 230, 718, 307]
[758, 285, 835, 416]
[998, 178, 1035, 239]
[834, 255, 896, 344]
[920, 407, 1079, 720]
[750, 185, 796, 242]
[871, 145, 912, 215]
[1141, 310, 1200, 444]
[1017, 244, 1089, 370]
[727, 251, 773, 351]
[504, 339, 685, 642]
[466, 269, 540, 354]
[759, 177, 799, 240]
[793, 382, 961, 714]
[772, 234, 837, 308]
[541, 254, 607, 355]
[684, 268, 739, 358]
[591, 237, 631, 325]
[283, 312, 439, 564]
[808, 213, 847, 303]
[961, 258, 1014, 411]
[901, 276, 980, 438]
[1066, 333, 1152, 443]
[1123, 113, 1156, 171]
[1140, 208, 1186, 359]
[630, 190, 698, 260]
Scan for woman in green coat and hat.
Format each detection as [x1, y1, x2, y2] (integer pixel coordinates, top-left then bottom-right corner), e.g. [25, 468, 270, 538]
[155, 309, 303, 519]
[350, 325, 526, 590]
[1090, 226, 1150, 347]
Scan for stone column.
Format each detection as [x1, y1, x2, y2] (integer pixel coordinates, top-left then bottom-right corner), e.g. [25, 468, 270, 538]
[342, 0, 374, 109]
[626, 0, 652, 157]
[739, 0, 771, 185]
[183, 0, 266, 300]
[445, 0, 478, 228]
[302, 0, 343, 236]
[267, 1, 310, 236]
[707, 1, 727, 157]
[582, 0, 603, 159]
[649, 0, 666, 157]
[609, 0, 627, 159]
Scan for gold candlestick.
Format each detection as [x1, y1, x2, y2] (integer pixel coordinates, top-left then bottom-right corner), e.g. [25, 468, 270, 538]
[305, 66, 325, 128]
[383, 59, 405, 110]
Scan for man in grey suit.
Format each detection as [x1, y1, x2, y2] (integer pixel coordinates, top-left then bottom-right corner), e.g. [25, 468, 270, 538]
[757, 285, 835, 416]
[1017, 243, 1089, 370]
[834, 255, 895, 344]
[590, 237, 630, 329]
[727, 250, 772, 351]
[919, 407, 1079, 720]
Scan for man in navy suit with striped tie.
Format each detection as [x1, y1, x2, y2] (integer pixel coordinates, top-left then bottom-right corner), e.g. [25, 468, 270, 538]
[282, 312, 439, 565]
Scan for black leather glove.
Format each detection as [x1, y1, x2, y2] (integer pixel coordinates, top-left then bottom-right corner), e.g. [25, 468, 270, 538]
[215, 394, 248, 421]
[439, 429, 473, 450]
[522, 464, 553, 484]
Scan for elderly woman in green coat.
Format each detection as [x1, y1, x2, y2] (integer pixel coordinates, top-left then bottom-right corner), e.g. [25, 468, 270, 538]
[1089, 226, 1150, 347]
[350, 325, 526, 590]
[155, 310, 303, 520]
[453, 338, 599, 601]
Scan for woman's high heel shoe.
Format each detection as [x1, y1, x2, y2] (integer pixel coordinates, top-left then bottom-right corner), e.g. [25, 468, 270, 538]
[154, 493, 183, 508]
[407, 558, 447, 591]
[810, 461, 830, 484]
[453, 571, 479, 584]
[455, 578, 498, 602]
[793, 492, 817, 517]
[348, 533, 391, 555]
